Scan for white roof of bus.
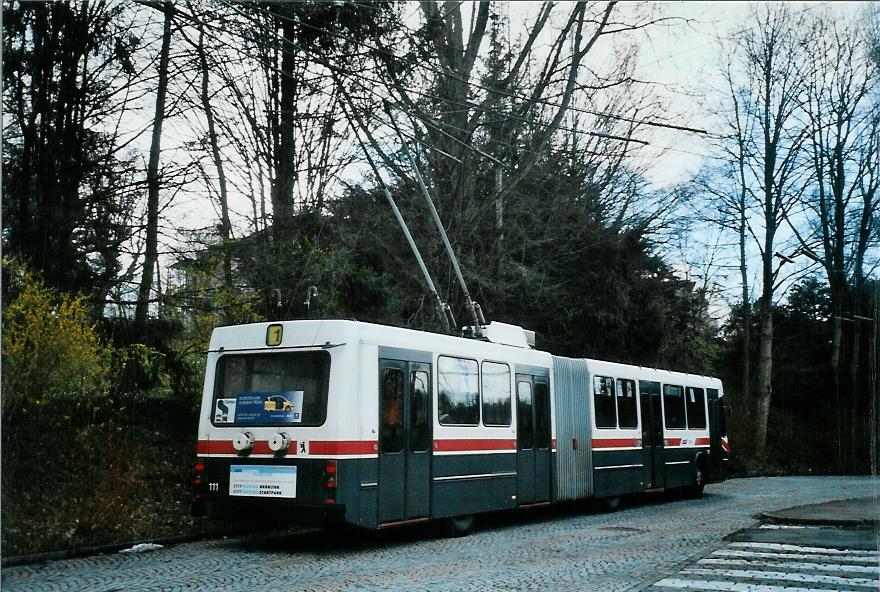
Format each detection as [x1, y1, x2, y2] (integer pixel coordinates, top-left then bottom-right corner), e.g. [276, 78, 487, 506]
[580, 358, 722, 388]
[209, 319, 721, 385]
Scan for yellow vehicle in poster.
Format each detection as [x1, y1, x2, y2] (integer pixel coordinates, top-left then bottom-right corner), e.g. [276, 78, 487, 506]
[264, 394, 294, 412]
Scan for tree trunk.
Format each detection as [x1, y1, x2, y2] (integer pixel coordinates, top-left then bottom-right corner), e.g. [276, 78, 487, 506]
[754, 299, 773, 456]
[196, 25, 232, 291]
[740, 189, 751, 411]
[270, 11, 297, 236]
[830, 307, 843, 469]
[849, 319, 861, 473]
[135, 2, 172, 326]
[869, 281, 879, 477]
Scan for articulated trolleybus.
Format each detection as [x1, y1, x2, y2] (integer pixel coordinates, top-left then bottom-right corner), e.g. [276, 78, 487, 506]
[193, 319, 730, 534]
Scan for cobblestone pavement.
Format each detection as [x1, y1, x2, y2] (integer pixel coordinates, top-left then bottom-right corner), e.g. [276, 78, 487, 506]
[650, 526, 880, 591]
[3, 477, 878, 592]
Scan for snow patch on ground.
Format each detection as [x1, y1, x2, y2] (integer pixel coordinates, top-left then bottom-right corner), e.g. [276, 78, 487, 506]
[119, 543, 164, 554]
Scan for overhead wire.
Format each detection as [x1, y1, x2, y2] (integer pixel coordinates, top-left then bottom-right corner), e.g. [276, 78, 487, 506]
[216, 0, 709, 136]
[177, 0, 711, 242]
[210, 0, 740, 167]
[201, 7, 732, 177]
[199, 2, 611, 176]
[185, 2, 721, 182]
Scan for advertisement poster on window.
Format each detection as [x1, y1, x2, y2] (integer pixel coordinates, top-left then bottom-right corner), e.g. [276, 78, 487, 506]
[214, 390, 304, 424]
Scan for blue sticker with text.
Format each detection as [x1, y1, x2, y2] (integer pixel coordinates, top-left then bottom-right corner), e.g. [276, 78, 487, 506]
[232, 390, 304, 424]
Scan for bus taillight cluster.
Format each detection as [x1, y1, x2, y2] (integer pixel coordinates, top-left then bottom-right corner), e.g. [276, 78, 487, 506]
[193, 460, 205, 501]
[326, 460, 337, 504]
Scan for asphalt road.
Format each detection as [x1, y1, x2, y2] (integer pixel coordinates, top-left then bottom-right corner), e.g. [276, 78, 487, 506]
[3, 476, 878, 592]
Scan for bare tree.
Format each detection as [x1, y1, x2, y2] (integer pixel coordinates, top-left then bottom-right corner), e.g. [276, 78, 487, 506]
[698, 58, 760, 413]
[728, 5, 810, 456]
[135, 1, 174, 326]
[793, 12, 879, 468]
[339, 2, 678, 319]
[194, 16, 233, 290]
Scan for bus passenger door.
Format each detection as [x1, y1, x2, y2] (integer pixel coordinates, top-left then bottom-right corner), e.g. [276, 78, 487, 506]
[639, 380, 665, 489]
[516, 377, 536, 504]
[533, 378, 551, 502]
[406, 364, 431, 518]
[707, 389, 725, 482]
[516, 374, 551, 504]
[378, 359, 432, 523]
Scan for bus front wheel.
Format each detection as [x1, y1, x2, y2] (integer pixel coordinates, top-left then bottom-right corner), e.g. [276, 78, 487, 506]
[441, 515, 475, 537]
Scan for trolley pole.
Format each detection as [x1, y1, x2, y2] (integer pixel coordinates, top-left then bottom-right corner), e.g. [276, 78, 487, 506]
[385, 101, 486, 338]
[337, 90, 452, 335]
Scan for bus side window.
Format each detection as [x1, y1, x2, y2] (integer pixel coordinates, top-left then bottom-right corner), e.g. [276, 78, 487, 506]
[685, 387, 707, 429]
[481, 361, 511, 426]
[663, 384, 686, 429]
[438, 356, 479, 426]
[381, 368, 404, 453]
[616, 379, 638, 429]
[593, 376, 616, 428]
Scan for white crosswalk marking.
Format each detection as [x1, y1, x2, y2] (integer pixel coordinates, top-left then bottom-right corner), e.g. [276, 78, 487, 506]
[652, 538, 880, 592]
[713, 548, 878, 564]
[727, 541, 877, 556]
[699, 556, 880, 574]
[653, 578, 846, 591]
[680, 567, 879, 588]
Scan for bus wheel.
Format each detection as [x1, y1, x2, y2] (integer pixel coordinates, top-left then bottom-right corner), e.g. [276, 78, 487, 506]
[688, 464, 706, 499]
[441, 515, 475, 537]
[601, 496, 621, 512]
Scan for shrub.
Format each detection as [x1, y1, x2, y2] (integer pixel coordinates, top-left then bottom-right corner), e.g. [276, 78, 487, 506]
[1, 262, 110, 419]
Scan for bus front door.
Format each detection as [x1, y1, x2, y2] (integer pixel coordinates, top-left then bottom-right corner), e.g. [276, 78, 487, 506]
[516, 374, 551, 505]
[707, 389, 726, 482]
[639, 380, 665, 490]
[378, 359, 432, 523]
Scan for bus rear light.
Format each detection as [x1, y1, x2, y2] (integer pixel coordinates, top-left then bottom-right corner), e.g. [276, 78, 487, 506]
[326, 498, 335, 505]
[195, 461, 204, 474]
[325, 460, 337, 489]
[194, 477, 202, 487]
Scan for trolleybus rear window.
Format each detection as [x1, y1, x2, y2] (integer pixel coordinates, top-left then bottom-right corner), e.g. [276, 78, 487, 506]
[212, 351, 331, 427]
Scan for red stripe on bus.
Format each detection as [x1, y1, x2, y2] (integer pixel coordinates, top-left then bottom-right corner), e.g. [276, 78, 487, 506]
[721, 440, 731, 453]
[433, 439, 517, 452]
[197, 440, 232, 454]
[592, 438, 640, 449]
[663, 437, 710, 447]
[309, 440, 378, 455]
[196, 440, 278, 455]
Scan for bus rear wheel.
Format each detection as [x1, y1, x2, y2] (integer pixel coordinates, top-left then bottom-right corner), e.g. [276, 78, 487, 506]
[441, 515, 475, 537]
[601, 496, 621, 512]
[687, 464, 706, 499]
